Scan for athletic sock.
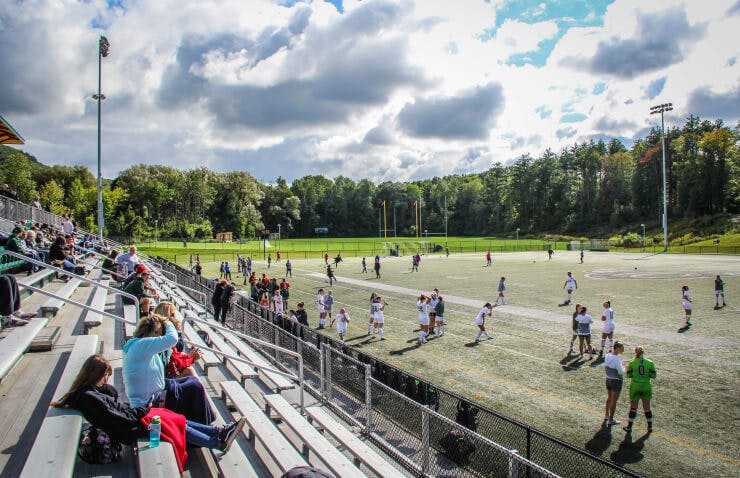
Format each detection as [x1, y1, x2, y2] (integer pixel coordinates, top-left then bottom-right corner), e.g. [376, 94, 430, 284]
[419, 331, 426, 343]
[378, 328, 384, 339]
[645, 411, 653, 430]
[600, 339, 606, 353]
[627, 409, 637, 429]
[608, 338, 614, 352]
[486, 331, 492, 339]
[476, 330, 483, 341]
[567, 293, 572, 302]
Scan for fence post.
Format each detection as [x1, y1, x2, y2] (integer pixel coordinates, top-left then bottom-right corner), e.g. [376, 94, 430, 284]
[421, 409, 430, 476]
[526, 428, 531, 459]
[326, 345, 333, 401]
[508, 449, 520, 478]
[319, 343, 326, 400]
[364, 364, 372, 432]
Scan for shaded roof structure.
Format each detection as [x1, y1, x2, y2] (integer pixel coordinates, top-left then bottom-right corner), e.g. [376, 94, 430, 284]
[0, 113, 25, 144]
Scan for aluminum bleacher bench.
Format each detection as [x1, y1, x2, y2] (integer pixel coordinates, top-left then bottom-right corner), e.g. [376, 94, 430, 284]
[136, 438, 180, 478]
[123, 303, 137, 340]
[196, 375, 259, 477]
[38, 278, 82, 318]
[0, 317, 49, 382]
[188, 314, 258, 386]
[219, 328, 295, 391]
[83, 279, 109, 333]
[182, 321, 221, 373]
[19, 334, 100, 478]
[305, 406, 401, 477]
[220, 381, 308, 473]
[263, 394, 366, 478]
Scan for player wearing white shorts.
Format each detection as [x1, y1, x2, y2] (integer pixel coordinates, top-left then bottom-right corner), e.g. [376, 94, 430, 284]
[336, 307, 350, 343]
[681, 285, 692, 326]
[598, 301, 615, 356]
[368, 292, 377, 334]
[475, 303, 493, 342]
[317, 289, 327, 328]
[417, 295, 430, 344]
[371, 295, 386, 340]
[272, 289, 284, 315]
[428, 292, 439, 335]
[563, 272, 577, 305]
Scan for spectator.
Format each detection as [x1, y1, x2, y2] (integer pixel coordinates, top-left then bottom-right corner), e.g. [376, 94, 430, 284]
[49, 235, 77, 273]
[154, 302, 201, 378]
[122, 315, 215, 424]
[24, 230, 48, 263]
[102, 250, 121, 280]
[62, 215, 75, 236]
[117, 246, 140, 277]
[123, 265, 159, 315]
[219, 281, 235, 325]
[1, 274, 38, 326]
[1, 184, 19, 200]
[31, 196, 41, 209]
[211, 280, 226, 321]
[5, 226, 41, 272]
[52, 354, 246, 474]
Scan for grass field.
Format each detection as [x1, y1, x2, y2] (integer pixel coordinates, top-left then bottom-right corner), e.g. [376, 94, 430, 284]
[174, 248, 739, 478]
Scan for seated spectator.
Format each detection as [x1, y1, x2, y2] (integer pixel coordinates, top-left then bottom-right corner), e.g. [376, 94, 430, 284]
[102, 250, 121, 280]
[49, 235, 77, 273]
[24, 230, 48, 263]
[123, 265, 159, 307]
[154, 302, 201, 378]
[5, 226, 41, 272]
[1, 184, 19, 200]
[52, 355, 246, 473]
[123, 314, 215, 424]
[117, 246, 140, 277]
[1, 274, 38, 326]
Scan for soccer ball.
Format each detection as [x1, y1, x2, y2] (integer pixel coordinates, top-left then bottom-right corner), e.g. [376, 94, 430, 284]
[533, 260, 536, 263]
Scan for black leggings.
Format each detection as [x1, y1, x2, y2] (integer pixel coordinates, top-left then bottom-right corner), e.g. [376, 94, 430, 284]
[0, 274, 21, 316]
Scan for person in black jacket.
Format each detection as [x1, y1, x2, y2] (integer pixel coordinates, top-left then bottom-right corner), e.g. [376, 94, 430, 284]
[211, 280, 226, 322]
[219, 281, 235, 324]
[52, 355, 245, 451]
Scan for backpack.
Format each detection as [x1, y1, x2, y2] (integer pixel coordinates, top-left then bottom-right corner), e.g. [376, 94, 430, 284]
[78, 425, 122, 464]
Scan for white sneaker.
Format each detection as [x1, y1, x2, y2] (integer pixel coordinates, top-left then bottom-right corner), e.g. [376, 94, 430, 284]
[608, 419, 620, 426]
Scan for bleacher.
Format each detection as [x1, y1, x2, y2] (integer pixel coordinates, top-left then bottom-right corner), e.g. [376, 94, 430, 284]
[0, 195, 577, 478]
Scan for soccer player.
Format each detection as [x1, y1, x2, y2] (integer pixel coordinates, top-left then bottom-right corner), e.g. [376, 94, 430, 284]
[272, 289, 284, 316]
[361, 257, 367, 274]
[603, 341, 625, 426]
[598, 301, 615, 356]
[368, 292, 377, 334]
[371, 295, 386, 340]
[316, 288, 327, 329]
[579, 249, 584, 263]
[495, 277, 506, 305]
[336, 307, 350, 343]
[568, 303, 581, 354]
[434, 296, 446, 337]
[285, 259, 292, 277]
[548, 248, 554, 260]
[715, 275, 726, 308]
[374, 257, 381, 279]
[325, 290, 335, 325]
[563, 272, 577, 305]
[681, 285, 692, 326]
[326, 264, 336, 286]
[623, 346, 657, 433]
[474, 303, 493, 342]
[417, 295, 430, 344]
[485, 251, 492, 267]
[576, 306, 594, 359]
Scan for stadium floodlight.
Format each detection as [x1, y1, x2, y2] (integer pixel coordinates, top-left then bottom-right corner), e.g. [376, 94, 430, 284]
[95, 35, 110, 242]
[649, 102, 673, 251]
[640, 223, 646, 251]
[516, 228, 520, 248]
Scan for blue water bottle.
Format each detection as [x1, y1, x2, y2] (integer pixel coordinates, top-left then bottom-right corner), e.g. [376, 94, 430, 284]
[149, 415, 161, 448]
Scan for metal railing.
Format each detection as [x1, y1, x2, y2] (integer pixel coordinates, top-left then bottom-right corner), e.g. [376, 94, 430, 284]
[0, 250, 141, 323]
[0, 196, 63, 227]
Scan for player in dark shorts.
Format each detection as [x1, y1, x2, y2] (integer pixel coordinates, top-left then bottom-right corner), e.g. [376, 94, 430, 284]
[603, 341, 625, 426]
[568, 303, 581, 354]
[623, 346, 657, 433]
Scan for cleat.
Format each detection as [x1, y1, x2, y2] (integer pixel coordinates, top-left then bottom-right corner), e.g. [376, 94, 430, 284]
[608, 419, 620, 426]
[622, 426, 632, 433]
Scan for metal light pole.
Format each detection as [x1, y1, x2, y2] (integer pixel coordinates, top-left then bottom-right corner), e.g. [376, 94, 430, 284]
[95, 36, 110, 242]
[154, 219, 158, 244]
[393, 204, 399, 237]
[640, 223, 646, 251]
[516, 228, 520, 248]
[650, 102, 672, 251]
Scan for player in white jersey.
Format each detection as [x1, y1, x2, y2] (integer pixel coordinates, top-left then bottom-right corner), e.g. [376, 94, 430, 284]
[417, 295, 430, 344]
[681, 285, 692, 326]
[428, 291, 439, 335]
[562, 272, 577, 305]
[272, 289, 284, 315]
[576, 306, 594, 359]
[368, 292, 377, 334]
[335, 308, 350, 343]
[371, 295, 386, 340]
[474, 303, 494, 342]
[603, 341, 625, 426]
[495, 277, 506, 305]
[598, 301, 615, 357]
[317, 289, 327, 329]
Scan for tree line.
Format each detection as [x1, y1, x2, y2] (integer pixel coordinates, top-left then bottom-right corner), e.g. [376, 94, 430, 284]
[0, 115, 736, 241]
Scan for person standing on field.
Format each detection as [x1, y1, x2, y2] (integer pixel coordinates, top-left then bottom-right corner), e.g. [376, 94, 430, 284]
[495, 277, 506, 305]
[623, 346, 656, 434]
[598, 301, 615, 357]
[681, 285, 692, 326]
[714, 275, 726, 308]
[485, 251, 492, 267]
[603, 341, 625, 426]
[336, 308, 350, 343]
[474, 303, 493, 342]
[563, 272, 577, 305]
[434, 296, 446, 337]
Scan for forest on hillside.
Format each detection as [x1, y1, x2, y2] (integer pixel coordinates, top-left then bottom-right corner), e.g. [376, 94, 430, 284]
[0, 115, 737, 241]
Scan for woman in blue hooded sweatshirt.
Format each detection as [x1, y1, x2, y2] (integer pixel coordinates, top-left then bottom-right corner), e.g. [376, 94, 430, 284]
[123, 314, 214, 424]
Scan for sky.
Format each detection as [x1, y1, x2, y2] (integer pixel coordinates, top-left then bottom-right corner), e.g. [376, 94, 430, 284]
[1, 0, 738, 183]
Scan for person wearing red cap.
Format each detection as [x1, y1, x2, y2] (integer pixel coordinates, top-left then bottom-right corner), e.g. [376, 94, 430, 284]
[123, 265, 159, 315]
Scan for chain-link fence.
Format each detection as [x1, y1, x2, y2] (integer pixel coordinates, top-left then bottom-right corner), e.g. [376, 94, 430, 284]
[154, 256, 640, 478]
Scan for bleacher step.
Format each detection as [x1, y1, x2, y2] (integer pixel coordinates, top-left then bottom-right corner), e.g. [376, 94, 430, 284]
[28, 325, 61, 352]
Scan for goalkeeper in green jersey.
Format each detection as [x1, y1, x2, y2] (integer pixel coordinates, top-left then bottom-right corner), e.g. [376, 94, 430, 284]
[623, 346, 657, 433]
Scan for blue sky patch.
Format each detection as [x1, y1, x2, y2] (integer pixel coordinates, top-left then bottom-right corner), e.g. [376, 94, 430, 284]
[560, 112, 588, 123]
[535, 105, 552, 119]
[644, 77, 667, 99]
[279, 0, 343, 13]
[592, 82, 606, 95]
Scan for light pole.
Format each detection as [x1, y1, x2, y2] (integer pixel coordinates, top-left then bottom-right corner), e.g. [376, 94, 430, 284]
[640, 223, 646, 251]
[650, 102, 672, 251]
[277, 224, 281, 249]
[393, 204, 399, 237]
[516, 228, 520, 248]
[154, 219, 158, 245]
[95, 36, 110, 243]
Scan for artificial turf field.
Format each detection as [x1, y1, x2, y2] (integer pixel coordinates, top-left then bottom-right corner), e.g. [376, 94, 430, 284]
[177, 249, 739, 478]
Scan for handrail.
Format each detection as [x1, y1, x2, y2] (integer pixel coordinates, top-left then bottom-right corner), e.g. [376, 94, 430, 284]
[159, 269, 176, 282]
[17, 282, 137, 326]
[0, 250, 140, 323]
[171, 283, 207, 305]
[180, 315, 305, 413]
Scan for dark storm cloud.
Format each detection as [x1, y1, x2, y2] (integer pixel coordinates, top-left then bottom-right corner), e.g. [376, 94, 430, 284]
[562, 8, 705, 79]
[397, 83, 504, 140]
[594, 116, 637, 131]
[686, 86, 740, 121]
